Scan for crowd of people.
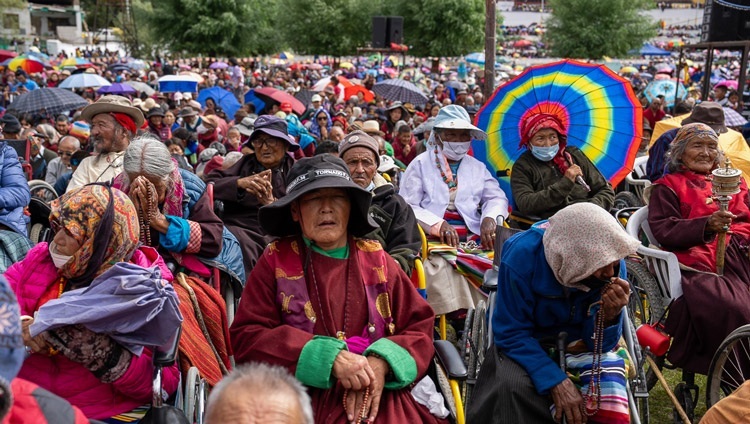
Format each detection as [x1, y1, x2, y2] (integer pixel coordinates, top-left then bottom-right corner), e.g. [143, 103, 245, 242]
[0, 45, 748, 424]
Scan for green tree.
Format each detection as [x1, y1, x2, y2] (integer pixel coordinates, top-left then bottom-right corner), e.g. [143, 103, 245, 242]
[275, 0, 378, 57]
[546, 0, 657, 59]
[389, 0, 484, 57]
[148, 0, 277, 56]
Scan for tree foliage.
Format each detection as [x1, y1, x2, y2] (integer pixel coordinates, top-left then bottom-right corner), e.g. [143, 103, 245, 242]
[546, 0, 657, 59]
[148, 0, 277, 56]
[388, 0, 484, 57]
[274, 0, 378, 57]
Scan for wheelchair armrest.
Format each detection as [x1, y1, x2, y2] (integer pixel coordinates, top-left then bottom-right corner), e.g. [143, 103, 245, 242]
[213, 199, 224, 219]
[154, 327, 181, 366]
[434, 339, 468, 380]
[482, 268, 498, 291]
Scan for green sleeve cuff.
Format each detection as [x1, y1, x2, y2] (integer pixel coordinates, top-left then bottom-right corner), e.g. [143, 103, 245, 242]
[296, 336, 347, 389]
[364, 338, 418, 390]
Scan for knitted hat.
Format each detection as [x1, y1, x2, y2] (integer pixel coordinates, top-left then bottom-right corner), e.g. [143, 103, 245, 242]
[338, 130, 380, 166]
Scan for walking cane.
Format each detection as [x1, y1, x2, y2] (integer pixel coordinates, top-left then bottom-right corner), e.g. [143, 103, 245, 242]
[711, 160, 742, 276]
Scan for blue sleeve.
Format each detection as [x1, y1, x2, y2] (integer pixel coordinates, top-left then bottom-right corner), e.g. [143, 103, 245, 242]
[159, 215, 190, 252]
[493, 264, 567, 395]
[0, 146, 31, 210]
[582, 258, 626, 351]
[646, 130, 676, 181]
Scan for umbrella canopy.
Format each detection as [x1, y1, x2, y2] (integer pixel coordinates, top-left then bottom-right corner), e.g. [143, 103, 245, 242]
[158, 75, 199, 93]
[372, 79, 429, 105]
[344, 85, 375, 103]
[0, 50, 17, 62]
[294, 89, 316, 107]
[633, 44, 671, 57]
[97, 83, 137, 96]
[60, 57, 94, 69]
[244, 90, 268, 115]
[7, 55, 48, 73]
[643, 79, 687, 108]
[339, 62, 355, 69]
[513, 39, 533, 48]
[209, 61, 228, 69]
[715, 80, 738, 91]
[197, 87, 241, 119]
[277, 52, 294, 60]
[723, 107, 748, 127]
[312, 76, 353, 92]
[58, 73, 111, 89]
[466, 52, 485, 65]
[108, 63, 131, 73]
[620, 66, 638, 74]
[123, 80, 156, 96]
[178, 71, 204, 83]
[474, 59, 642, 206]
[8, 87, 88, 116]
[253, 87, 305, 115]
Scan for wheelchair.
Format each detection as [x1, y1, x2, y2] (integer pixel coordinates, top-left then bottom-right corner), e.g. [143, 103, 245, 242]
[625, 206, 750, 421]
[473, 217, 650, 423]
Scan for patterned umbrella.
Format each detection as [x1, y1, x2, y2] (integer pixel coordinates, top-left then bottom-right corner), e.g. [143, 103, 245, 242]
[97, 83, 137, 95]
[7, 55, 48, 73]
[372, 78, 428, 105]
[474, 59, 642, 206]
[8, 87, 89, 116]
[723, 107, 748, 128]
[58, 73, 112, 89]
[643, 79, 687, 108]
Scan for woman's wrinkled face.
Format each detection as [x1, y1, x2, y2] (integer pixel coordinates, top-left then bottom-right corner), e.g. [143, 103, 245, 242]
[438, 128, 471, 144]
[51, 224, 81, 256]
[681, 137, 719, 174]
[590, 260, 618, 281]
[529, 128, 560, 148]
[291, 188, 351, 251]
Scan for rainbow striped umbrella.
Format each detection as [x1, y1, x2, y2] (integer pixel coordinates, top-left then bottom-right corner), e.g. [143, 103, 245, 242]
[474, 59, 642, 206]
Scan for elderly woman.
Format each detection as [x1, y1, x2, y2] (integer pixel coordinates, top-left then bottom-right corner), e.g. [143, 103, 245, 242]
[230, 155, 446, 423]
[4, 185, 181, 420]
[510, 113, 614, 220]
[400, 105, 509, 315]
[112, 134, 245, 284]
[468, 203, 639, 424]
[206, 115, 299, 277]
[647, 123, 750, 374]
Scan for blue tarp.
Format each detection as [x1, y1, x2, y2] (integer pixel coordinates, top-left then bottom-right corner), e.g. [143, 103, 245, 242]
[630, 44, 672, 57]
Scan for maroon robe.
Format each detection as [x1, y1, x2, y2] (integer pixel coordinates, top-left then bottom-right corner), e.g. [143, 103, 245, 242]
[230, 237, 447, 423]
[648, 176, 750, 374]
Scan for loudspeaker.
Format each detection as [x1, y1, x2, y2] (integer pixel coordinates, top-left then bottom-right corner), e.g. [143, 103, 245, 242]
[387, 16, 403, 45]
[372, 16, 387, 48]
[702, 0, 750, 42]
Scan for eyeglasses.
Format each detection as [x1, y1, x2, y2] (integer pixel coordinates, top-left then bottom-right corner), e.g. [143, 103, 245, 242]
[251, 136, 281, 148]
[317, 117, 328, 121]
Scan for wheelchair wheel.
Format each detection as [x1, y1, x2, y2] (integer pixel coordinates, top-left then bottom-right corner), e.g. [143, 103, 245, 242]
[613, 191, 643, 211]
[706, 324, 750, 408]
[626, 259, 667, 391]
[29, 223, 45, 245]
[465, 300, 487, 411]
[673, 382, 695, 424]
[184, 366, 206, 424]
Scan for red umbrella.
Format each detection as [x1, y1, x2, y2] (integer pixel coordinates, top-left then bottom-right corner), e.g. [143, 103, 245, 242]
[254, 87, 306, 115]
[513, 39, 533, 48]
[0, 50, 17, 62]
[344, 85, 374, 103]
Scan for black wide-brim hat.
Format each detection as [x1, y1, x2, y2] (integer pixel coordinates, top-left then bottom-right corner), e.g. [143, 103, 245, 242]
[259, 155, 378, 238]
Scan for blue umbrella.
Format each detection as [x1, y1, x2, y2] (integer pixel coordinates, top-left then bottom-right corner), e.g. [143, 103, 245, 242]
[244, 90, 268, 114]
[197, 87, 241, 119]
[466, 52, 485, 65]
[97, 83, 137, 95]
[158, 75, 198, 93]
[643, 80, 687, 108]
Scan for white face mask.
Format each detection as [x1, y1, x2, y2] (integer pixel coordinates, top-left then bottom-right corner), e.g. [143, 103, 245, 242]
[442, 141, 471, 161]
[49, 242, 73, 269]
[196, 124, 209, 135]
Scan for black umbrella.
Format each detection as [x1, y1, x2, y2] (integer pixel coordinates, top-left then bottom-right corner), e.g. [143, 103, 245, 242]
[7, 87, 89, 116]
[372, 79, 429, 105]
[108, 63, 131, 73]
[294, 89, 315, 108]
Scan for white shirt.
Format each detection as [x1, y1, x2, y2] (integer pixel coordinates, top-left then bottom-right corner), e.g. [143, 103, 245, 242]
[66, 152, 125, 192]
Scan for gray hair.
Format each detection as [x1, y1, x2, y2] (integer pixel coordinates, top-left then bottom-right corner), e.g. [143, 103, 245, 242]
[223, 151, 243, 169]
[122, 134, 175, 183]
[58, 135, 81, 150]
[205, 363, 313, 424]
[665, 131, 723, 174]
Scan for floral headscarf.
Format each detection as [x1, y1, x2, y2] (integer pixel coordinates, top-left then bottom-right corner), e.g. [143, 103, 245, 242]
[50, 185, 139, 286]
[671, 122, 719, 147]
[309, 107, 332, 139]
[542, 203, 640, 291]
[520, 112, 573, 175]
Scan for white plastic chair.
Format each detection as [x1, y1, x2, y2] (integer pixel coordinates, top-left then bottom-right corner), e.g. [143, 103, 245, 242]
[625, 156, 652, 205]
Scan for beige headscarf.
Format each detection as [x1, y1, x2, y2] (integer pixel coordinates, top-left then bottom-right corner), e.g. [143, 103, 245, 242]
[542, 203, 640, 291]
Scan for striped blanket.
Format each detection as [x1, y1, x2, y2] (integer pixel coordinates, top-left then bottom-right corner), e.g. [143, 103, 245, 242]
[552, 346, 630, 423]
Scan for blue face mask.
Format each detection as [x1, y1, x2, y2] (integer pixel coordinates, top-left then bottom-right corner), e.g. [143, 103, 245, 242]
[530, 144, 559, 162]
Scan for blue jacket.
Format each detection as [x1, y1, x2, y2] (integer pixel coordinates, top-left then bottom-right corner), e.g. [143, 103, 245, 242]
[0, 143, 31, 235]
[492, 224, 624, 395]
[178, 169, 246, 285]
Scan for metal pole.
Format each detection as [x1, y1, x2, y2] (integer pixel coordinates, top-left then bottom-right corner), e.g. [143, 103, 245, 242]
[702, 45, 713, 101]
[484, 0, 496, 102]
[739, 43, 749, 109]
[675, 47, 684, 112]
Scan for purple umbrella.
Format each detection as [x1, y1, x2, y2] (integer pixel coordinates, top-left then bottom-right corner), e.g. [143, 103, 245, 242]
[209, 61, 229, 69]
[97, 83, 137, 95]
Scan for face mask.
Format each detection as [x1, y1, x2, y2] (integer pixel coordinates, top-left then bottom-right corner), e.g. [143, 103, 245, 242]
[196, 124, 209, 135]
[48, 242, 73, 269]
[442, 141, 471, 161]
[531, 144, 560, 162]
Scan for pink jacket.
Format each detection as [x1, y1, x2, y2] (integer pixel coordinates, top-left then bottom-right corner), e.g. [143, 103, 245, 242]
[5, 243, 181, 420]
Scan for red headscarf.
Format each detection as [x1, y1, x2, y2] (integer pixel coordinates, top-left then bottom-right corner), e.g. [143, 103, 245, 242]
[520, 113, 575, 175]
[109, 112, 137, 134]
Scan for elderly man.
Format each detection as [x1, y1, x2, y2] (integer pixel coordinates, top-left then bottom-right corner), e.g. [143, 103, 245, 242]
[179, 107, 202, 135]
[206, 115, 299, 277]
[44, 136, 80, 186]
[338, 130, 420, 273]
[205, 363, 313, 424]
[329, 126, 345, 143]
[67, 96, 144, 191]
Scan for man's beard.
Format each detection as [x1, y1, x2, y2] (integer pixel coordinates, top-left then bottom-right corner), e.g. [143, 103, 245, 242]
[93, 136, 109, 154]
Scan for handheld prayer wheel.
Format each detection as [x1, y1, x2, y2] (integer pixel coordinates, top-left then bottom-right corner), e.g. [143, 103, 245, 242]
[711, 159, 742, 276]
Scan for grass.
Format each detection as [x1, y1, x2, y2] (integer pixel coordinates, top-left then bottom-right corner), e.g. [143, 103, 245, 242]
[647, 367, 707, 424]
